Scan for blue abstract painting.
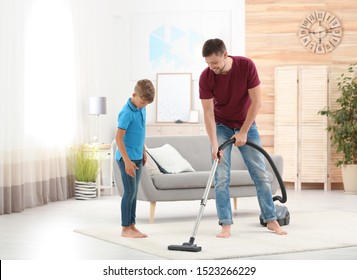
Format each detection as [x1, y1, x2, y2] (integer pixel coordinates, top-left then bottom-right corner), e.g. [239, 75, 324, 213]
[130, 11, 231, 80]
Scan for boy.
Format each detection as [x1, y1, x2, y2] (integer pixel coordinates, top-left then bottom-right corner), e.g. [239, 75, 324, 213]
[115, 79, 155, 238]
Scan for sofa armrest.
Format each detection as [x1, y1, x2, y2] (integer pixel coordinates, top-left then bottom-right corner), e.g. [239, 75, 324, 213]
[265, 154, 284, 195]
[112, 156, 123, 196]
[112, 138, 160, 202]
[137, 167, 160, 202]
[113, 155, 158, 202]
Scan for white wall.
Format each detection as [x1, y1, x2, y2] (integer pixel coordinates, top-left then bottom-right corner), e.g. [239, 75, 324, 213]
[83, 0, 245, 144]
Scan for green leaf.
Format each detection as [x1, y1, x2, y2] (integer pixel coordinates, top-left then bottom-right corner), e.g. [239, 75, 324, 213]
[318, 63, 357, 166]
[68, 145, 100, 182]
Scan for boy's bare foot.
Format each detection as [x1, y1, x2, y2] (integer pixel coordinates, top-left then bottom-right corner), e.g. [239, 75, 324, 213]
[121, 226, 147, 238]
[131, 225, 147, 238]
[217, 225, 231, 238]
[267, 220, 287, 235]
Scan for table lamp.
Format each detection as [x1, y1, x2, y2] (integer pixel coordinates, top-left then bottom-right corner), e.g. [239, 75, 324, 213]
[89, 96, 107, 143]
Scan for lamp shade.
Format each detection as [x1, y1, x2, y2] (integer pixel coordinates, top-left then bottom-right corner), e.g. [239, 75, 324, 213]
[89, 96, 107, 115]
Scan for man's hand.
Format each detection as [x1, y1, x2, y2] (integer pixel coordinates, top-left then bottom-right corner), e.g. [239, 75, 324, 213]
[232, 132, 248, 147]
[211, 145, 220, 162]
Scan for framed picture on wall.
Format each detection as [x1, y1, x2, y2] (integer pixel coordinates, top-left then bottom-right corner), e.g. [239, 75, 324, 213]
[156, 73, 192, 123]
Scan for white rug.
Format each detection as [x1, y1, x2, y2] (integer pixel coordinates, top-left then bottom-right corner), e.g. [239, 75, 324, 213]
[74, 211, 357, 260]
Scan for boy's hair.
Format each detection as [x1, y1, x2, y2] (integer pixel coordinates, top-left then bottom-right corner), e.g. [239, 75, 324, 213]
[202, 38, 227, 57]
[135, 79, 155, 103]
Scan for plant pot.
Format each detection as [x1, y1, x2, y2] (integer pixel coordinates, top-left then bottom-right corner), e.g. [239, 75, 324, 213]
[75, 181, 97, 200]
[341, 164, 357, 195]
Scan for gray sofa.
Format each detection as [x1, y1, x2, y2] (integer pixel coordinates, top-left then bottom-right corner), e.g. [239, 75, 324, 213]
[113, 135, 283, 223]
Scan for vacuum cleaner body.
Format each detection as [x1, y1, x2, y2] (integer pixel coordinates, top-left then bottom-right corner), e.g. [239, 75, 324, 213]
[260, 205, 290, 226]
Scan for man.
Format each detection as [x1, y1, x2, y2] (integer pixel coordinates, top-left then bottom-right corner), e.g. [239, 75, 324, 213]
[199, 38, 287, 237]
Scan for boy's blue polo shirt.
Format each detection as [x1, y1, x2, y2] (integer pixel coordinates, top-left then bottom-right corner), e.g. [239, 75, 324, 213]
[115, 98, 146, 161]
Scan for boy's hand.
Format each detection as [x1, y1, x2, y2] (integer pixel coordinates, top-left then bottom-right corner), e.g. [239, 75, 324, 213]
[125, 160, 139, 177]
[142, 151, 147, 166]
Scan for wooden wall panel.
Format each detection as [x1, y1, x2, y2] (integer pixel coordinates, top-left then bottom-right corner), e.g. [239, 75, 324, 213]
[246, 0, 357, 188]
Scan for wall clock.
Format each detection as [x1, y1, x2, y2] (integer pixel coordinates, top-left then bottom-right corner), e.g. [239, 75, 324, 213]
[297, 11, 343, 54]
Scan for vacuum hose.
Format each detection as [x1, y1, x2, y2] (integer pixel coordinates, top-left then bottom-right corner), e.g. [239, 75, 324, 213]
[167, 138, 288, 252]
[218, 138, 287, 204]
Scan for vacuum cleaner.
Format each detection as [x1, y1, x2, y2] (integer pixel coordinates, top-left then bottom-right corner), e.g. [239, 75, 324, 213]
[168, 138, 289, 252]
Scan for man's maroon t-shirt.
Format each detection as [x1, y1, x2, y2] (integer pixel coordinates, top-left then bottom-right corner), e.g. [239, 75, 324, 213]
[199, 56, 260, 129]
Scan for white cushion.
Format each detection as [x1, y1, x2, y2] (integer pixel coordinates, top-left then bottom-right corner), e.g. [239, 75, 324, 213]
[145, 151, 162, 175]
[146, 144, 195, 174]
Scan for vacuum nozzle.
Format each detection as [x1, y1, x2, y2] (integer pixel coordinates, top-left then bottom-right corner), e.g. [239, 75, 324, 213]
[168, 237, 202, 252]
[168, 242, 202, 252]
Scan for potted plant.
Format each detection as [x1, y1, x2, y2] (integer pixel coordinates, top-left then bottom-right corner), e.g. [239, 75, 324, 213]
[318, 63, 357, 194]
[69, 145, 100, 200]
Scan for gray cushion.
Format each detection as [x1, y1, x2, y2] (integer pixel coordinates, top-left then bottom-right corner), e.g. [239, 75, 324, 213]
[151, 170, 274, 190]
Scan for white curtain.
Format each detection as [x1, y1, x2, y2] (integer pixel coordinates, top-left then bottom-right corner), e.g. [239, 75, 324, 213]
[0, 0, 89, 214]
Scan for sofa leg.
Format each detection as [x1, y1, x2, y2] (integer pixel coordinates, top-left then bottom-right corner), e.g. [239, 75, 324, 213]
[233, 198, 237, 210]
[150, 201, 156, 223]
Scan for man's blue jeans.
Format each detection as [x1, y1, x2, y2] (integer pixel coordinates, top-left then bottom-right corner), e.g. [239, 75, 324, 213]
[117, 158, 143, 227]
[215, 123, 277, 225]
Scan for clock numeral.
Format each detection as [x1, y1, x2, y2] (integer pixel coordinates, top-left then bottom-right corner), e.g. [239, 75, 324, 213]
[301, 19, 312, 29]
[307, 41, 317, 52]
[297, 27, 309, 38]
[331, 36, 342, 44]
[324, 13, 334, 23]
[323, 42, 334, 53]
[300, 36, 311, 46]
[316, 11, 325, 20]
[308, 13, 317, 23]
[332, 28, 342, 36]
[300, 30, 307, 35]
[316, 44, 325, 54]
[331, 19, 340, 27]
[308, 14, 316, 21]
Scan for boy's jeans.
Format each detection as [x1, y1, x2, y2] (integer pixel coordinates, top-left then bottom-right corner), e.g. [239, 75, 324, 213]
[215, 123, 277, 225]
[117, 159, 143, 227]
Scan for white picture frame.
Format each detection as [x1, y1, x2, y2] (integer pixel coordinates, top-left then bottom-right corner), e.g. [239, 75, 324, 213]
[156, 73, 192, 123]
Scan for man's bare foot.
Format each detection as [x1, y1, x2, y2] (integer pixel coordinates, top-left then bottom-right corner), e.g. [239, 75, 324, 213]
[267, 221, 287, 235]
[217, 225, 231, 238]
[131, 225, 147, 238]
[121, 226, 147, 238]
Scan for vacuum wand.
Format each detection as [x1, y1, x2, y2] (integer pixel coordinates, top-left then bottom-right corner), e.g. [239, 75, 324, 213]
[167, 138, 287, 252]
[167, 141, 226, 252]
